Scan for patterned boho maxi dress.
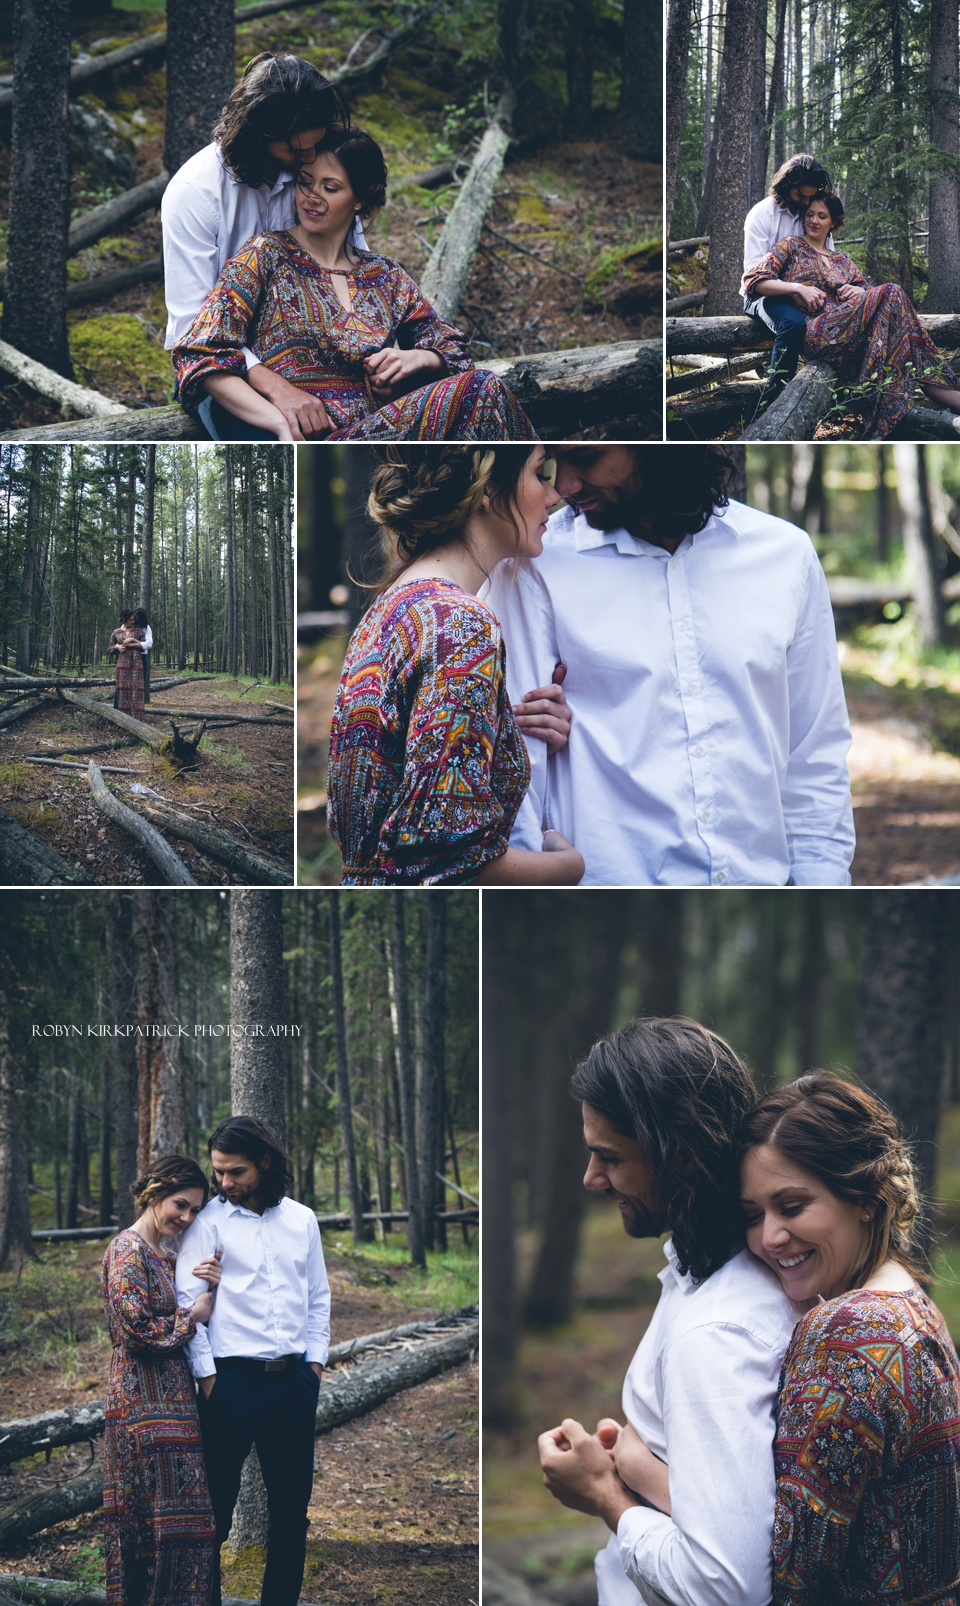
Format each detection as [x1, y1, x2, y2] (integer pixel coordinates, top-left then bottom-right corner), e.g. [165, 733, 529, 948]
[772, 1288, 960, 1605]
[172, 232, 536, 441]
[743, 238, 957, 438]
[108, 628, 146, 721]
[327, 577, 531, 884]
[101, 1230, 215, 1606]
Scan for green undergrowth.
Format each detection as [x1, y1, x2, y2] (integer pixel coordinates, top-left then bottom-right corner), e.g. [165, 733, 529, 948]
[322, 1239, 478, 1316]
[840, 618, 960, 758]
[68, 313, 170, 400]
[583, 237, 663, 310]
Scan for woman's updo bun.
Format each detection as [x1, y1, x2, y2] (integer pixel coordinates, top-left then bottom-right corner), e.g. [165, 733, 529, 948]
[367, 445, 538, 579]
[131, 1153, 209, 1215]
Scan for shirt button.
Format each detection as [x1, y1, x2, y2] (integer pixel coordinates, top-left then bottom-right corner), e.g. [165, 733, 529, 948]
[700, 810, 711, 824]
[715, 871, 727, 884]
[669, 559, 678, 569]
[677, 618, 690, 631]
[693, 745, 705, 757]
[683, 681, 697, 694]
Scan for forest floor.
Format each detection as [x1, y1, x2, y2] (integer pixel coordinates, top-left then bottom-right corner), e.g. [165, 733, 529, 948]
[0, 1236, 478, 1606]
[0, 5, 660, 439]
[0, 674, 293, 885]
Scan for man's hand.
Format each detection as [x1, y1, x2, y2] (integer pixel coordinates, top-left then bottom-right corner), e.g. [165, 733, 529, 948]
[538, 1418, 639, 1531]
[836, 283, 866, 304]
[308, 1362, 324, 1381]
[198, 1374, 216, 1399]
[513, 676, 572, 754]
[246, 364, 332, 440]
[364, 346, 444, 399]
[792, 284, 826, 313]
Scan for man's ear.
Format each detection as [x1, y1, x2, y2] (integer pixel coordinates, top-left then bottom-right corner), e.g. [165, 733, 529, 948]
[260, 1153, 272, 1172]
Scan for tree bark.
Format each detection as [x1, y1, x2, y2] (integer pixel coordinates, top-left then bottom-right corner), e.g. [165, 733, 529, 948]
[134, 891, 188, 1176]
[798, 891, 825, 1071]
[0, 810, 93, 884]
[927, 0, 960, 312]
[420, 898, 447, 1254]
[665, 0, 693, 236]
[739, 360, 837, 440]
[246, 450, 258, 680]
[0, 1005, 36, 1270]
[229, 890, 286, 1140]
[0, 1464, 104, 1548]
[856, 892, 948, 1259]
[563, 0, 594, 138]
[387, 898, 426, 1269]
[619, 0, 662, 161]
[265, 454, 280, 684]
[16, 446, 42, 673]
[328, 893, 364, 1246]
[1, 0, 73, 376]
[141, 446, 155, 705]
[702, 0, 762, 314]
[105, 892, 138, 1227]
[892, 444, 945, 648]
[0, 339, 127, 416]
[225, 447, 238, 679]
[163, 0, 235, 177]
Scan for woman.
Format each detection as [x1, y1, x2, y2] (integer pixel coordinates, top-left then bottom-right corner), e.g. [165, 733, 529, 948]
[743, 192, 960, 437]
[327, 444, 583, 885]
[738, 1075, 960, 1605]
[173, 126, 534, 443]
[101, 1154, 220, 1606]
[107, 609, 151, 721]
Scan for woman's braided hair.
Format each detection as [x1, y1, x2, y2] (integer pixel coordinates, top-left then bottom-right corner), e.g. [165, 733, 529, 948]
[739, 1072, 924, 1283]
[131, 1153, 209, 1216]
[366, 445, 537, 584]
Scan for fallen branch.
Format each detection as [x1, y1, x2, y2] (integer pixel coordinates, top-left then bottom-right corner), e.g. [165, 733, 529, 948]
[420, 86, 514, 322]
[133, 802, 294, 884]
[898, 405, 960, 439]
[0, 1463, 104, 1548]
[327, 2, 449, 89]
[87, 761, 197, 885]
[0, 341, 127, 420]
[485, 340, 662, 434]
[666, 350, 767, 397]
[56, 689, 164, 749]
[666, 290, 707, 313]
[150, 675, 219, 690]
[739, 360, 836, 440]
[262, 700, 294, 713]
[66, 257, 163, 309]
[0, 697, 52, 728]
[27, 739, 138, 756]
[668, 236, 710, 252]
[314, 1323, 477, 1434]
[26, 757, 140, 775]
[0, 812, 95, 886]
[481, 223, 584, 282]
[668, 381, 765, 433]
[146, 706, 293, 724]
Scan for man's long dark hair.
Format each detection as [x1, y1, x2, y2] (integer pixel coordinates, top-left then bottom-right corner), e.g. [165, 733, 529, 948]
[570, 1017, 757, 1282]
[769, 153, 833, 208]
[208, 1115, 293, 1208]
[214, 53, 350, 188]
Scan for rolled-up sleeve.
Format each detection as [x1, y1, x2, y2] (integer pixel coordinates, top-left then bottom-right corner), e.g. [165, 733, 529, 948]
[618, 1323, 781, 1606]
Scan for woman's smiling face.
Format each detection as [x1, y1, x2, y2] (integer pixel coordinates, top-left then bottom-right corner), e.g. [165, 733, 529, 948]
[740, 1143, 874, 1303]
[295, 151, 359, 239]
[508, 447, 562, 558]
[804, 200, 832, 240]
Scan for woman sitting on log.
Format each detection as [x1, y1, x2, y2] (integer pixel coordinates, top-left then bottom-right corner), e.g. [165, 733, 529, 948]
[173, 126, 535, 443]
[107, 608, 150, 722]
[101, 1155, 221, 1606]
[743, 192, 960, 437]
[327, 445, 583, 885]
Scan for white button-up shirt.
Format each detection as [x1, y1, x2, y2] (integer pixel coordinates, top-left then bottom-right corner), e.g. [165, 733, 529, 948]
[741, 195, 833, 297]
[596, 1241, 802, 1606]
[484, 499, 855, 887]
[175, 1193, 331, 1377]
[161, 141, 366, 355]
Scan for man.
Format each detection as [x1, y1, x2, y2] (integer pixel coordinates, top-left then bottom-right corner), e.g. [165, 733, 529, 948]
[485, 444, 855, 887]
[537, 1017, 803, 1606]
[176, 1116, 330, 1606]
[742, 154, 834, 408]
[162, 51, 361, 442]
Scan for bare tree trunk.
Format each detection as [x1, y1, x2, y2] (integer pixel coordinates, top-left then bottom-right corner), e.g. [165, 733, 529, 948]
[665, 0, 693, 236]
[1, 0, 73, 376]
[798, 891, 825, 1070]
[16, 445, 42, 673]
[619, 0, 662, 160]
[481, 894, 516, 1423]
[328, 893, 363, 1246]
[420, 898, 447, 1253]
[893, 444, 944, 648]
[225, 446, 238, 680]
[563, 0, 594, 137]
[764, 0, 788, 192]
[703, 0, 762, 314]
[163, 0, 235, 176]
[106, 892, 138, 1227]
[65, 1068, 81, 1229]
[266, 454, 280, 684]
[134, 891, 186, 1173]
[749, 0, 768, 202]
[229, 890, 286, 1139]
[0, 1006, 36, 1270]
[247, 450, 258, 681]
[927, 0, 960, 311]
[386, 898, 426, 1269]
[140, 446, 155, 705]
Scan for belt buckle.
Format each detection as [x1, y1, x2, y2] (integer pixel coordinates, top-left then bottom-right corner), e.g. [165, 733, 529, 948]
[264, 1358, 286, 1372]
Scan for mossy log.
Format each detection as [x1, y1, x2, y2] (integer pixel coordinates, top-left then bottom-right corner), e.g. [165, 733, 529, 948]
[420, 92, 515, 323]
[739, 361, 837, 441]
[0, 696, 52, 727]
[1, 405, 207, 444]
[0, 341, 127, 421]
[0, 1403, 106, 1468]
[133, 802, 293, 885]
[667, 312, 960, 357]
[0, 812, 95, 885]
[67, 257, 162, 309]
[87, 762, 197, 885]
[0, 1466, 104, 1549]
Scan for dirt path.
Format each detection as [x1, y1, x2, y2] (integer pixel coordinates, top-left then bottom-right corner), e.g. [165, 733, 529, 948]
[846, 681, 960, 884]
[0, 678, 293, 884]
[0, 1243, 477, 1606]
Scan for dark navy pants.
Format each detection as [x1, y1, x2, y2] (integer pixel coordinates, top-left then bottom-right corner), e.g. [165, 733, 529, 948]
[755, 295, 807, 387]
[197, 1357, 320, 1606]
[196, 394, 275, 442]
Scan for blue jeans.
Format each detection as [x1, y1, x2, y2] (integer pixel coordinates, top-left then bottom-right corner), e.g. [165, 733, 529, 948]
[746, 295, 807, 388]
[196, 393, 276, 442]
[197, 1357, 320, 1606]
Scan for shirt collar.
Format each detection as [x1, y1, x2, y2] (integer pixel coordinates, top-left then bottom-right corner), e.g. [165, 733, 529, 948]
[658, 1236, 697, 1294]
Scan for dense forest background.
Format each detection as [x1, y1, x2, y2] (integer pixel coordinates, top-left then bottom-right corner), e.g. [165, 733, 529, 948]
[667, 0, 960, 315]
[1, 444, 294, 682]
[482, 890, 960, 1597]
[0, 0, 658, 433]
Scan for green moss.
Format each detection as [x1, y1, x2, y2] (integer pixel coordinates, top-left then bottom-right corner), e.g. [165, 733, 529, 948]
[68, 314, 171, 400]
[582, 238, 662, 306]
[513, 195, 555, 226]
[0, 762, 28, 786]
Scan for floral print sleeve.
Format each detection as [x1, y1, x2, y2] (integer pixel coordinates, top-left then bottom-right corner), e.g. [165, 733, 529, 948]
[742, 237, 802, 298]
[391, 266, 472, 373]
[173, 234, 276, 408]
[103, 1233, 197, 1354]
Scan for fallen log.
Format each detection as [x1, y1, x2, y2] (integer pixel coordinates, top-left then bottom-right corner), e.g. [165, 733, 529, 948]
[668, 381, 764, 433]
[420, 86, 514, 322]
[150, 675, 218, 689]
[0, 675, 114, 690]
[56, 689, 164, 749]
[667, 311, 960, 358]
[0, 1464, 104, 1548]
[27, 739, 138, 756]
[0, 1403, 106, 1469]
[897, 405, 960, 439]
[87, 762, 197, 885]
[66, 257, 163, 309]
[666, 351, 768, 396]
[314, 1323, 478, 1435]
[2, 406, 208, 443]
[133, 802, 294, 884]
[66, 175, 170, 258]
[263, 700, 294, 713]
[0, 812, 95, 886]
[0, 341, 127, 421]
[327, 1306, 478, 1366]
[145, 706, 293, 724]
[666, 291, 707, 313]
[486, 340, 661, 435]
[0, 1582, 255, 1606]
[739, 360, 836, 441]
[0, 697, 52, 727]
[668, 236, 710, 252]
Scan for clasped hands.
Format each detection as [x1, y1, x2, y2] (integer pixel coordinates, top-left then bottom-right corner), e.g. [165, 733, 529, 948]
[793, 282, 864, 313]
[247, 346, 444, 440]
[538, 1416, 671, 1532]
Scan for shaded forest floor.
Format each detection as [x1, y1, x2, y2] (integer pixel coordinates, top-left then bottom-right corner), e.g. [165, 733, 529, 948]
[0, 1237, 478, 1606]
[0, 5, 659, 437]
[0, 674, 293, 884]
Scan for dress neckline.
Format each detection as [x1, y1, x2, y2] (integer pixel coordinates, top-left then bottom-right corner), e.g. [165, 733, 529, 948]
[120, 1226, 175, 1265]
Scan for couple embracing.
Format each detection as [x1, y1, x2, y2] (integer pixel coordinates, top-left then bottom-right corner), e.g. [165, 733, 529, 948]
[100, 1116, 328, 1606]
[539, 1017, 960, 1606]
[744, 154, 960, 437]
[326, 444, 855, 887]
[163, 52, 532, 443]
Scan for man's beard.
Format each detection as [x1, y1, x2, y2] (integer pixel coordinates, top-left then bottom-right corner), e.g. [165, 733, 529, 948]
[609, 1190, 665, 1239]
[220, 1182, 257, 1205]
[570, 469, 645, 533]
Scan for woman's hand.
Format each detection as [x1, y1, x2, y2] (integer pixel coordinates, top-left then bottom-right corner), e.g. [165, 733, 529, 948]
[364, 346, 444, 399]
[609, 1421, 672, 1516]
[192, 1256, 221, 1289]
[513, 680, 572, 753]
[791, 284, 827, 313]
[246, 365, 332, 439]
[191, 1290, 214, 1324]
[836, 283, 866, 304]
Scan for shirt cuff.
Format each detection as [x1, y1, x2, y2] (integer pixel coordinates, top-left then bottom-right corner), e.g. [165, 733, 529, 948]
[617, 1504, 676, 1599]
[305, 1346, 328, 1365]
[789, 859, 851, 886]
[242, 345, 261, 370]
